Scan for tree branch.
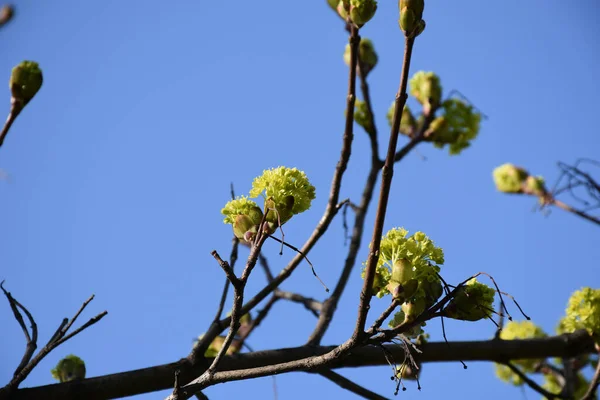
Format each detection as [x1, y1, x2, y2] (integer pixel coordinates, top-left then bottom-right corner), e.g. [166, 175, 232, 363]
[5, 331, 594, 400]
[581, 350, 600, 400]
[317, 369, 389, 400]
[502, 362, 570, 400]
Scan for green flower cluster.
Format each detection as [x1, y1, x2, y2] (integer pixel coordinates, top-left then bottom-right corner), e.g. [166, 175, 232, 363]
[327, 0, 377, 27]
[444, 278, 495, 321]
[388, 71, 483, 155]
[343, 38, 378, 76]
[386, 103, 415, 136]
[557, 287, 600, 344]
[493, 163, 547, 196]
[429, 98, 482, 155]
[51, 354, 86, 383]
[363, 228, 450, 334]
[354, 100, 373, 133]
[221, 167, 315, 242]
[542, 372, 589, 400]
[409, 71, 442, 114]
[494, 321, 547, 386]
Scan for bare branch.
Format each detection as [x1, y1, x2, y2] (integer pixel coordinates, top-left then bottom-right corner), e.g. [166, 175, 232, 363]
[580, 350, 600, 400]
[317, 370, 389, 400]
[502, 362, 570, 400]
[213, 237, 240, 322]
[355, 35, 417, 339]
[3, 331, 595, 400]
[275, 290, 322, 317]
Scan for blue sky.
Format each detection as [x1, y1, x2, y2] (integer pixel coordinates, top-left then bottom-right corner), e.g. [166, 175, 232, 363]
[1, 1, 599, 399]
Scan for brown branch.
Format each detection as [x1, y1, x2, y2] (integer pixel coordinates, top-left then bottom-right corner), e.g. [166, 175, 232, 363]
[275, 290, 322, 317]
[317, 369, 389, 400]
[550, 198, 600, 226]
[1, 280, 38, 378]
[503, 362, 570, 400]
[354, 35, 416, 339]
[0, 101, 22, 148]
[0, 287, 106, 395]
[4, 331, 595, 400]
[581, 350, 600, 400]
[213, 237, 239, 322]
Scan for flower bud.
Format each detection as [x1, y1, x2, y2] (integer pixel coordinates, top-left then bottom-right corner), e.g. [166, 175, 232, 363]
[402, 297, 426, 322]
[493, 163, 528, 194]
[51, 355, 86, 383]
[0, 5, 14, 25]
[10, 61, 43, 106]
[409, 71, 442, 113]
[398, 0, 425, 37]
[525, 175, 546, 196]
[445, 278, 495, 321]
[391, 258, 413, 285]
[233, 214, 257, 242]
[353, 100, 372, 133]
[348, 0, 377, 27]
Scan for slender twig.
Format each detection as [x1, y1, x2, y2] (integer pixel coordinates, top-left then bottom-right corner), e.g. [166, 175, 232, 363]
[0, 102, 23, 148]
[258, 252, 275, 282]
[275, 290, 322, 317]
[357, 57, 380, 163]
[502, 362, 571, 400]
[550, 198, 600, 226]
[354, 36, 416, 339]
[581, 351, 600, 400]
[0, 289, 107, 394]
[213, 237, 240, 322]
[317, 369, 390, 400]
[367, 300, 400, 334]
[1, 281, 38, 377]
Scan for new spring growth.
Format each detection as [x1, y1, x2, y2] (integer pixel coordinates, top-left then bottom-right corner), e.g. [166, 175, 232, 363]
[221, 167, 315, 242]
[331, 0, 377, 26]
[51, 355, 86, 383]
[409, 71, 441, 115]
[557, 287, 600, 344]
[343, 38, 378, 76]
[444, 278, 495, 321]
[429, 98, 482, 155]
[543, 371, 589, 399]
[494, 321, 547, 386]
[354, 100, 373, 133]
[1, 61, 43, 147]
[387, 103, 415, 136]
[398, 0, 426, 38]
[493, 164, 547, 197]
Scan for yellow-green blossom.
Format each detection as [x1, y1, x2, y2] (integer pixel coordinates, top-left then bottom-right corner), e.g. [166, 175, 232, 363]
[51, 355, 86, 383]
[557, 287, 600, 343]
[494, 321, 547, 385]
[445, 278, 495, 321]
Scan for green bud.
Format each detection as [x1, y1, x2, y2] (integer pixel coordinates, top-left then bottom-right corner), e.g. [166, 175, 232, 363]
[51, 355, 86, 383]
[402, 297, 426, 322]
[493, 163, 528, 194]
[445, 278, 495, 321]
[409, 71, 442, 113]
[10, 61, 43, 106]
[349, 0, 377, 27]
[525, 175, 546, 196]
[391, 258, 413, 285]
[387, 103, 415, 136]
[354, 100, 372, 133]
[399, 0, 425, 36]
[327, 0, 340, 11]
[344, 39, 379, 75]
[233, 214, 257, 242]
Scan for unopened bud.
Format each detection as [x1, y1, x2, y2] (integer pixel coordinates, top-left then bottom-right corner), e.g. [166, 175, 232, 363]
[10, 61, 43, 106]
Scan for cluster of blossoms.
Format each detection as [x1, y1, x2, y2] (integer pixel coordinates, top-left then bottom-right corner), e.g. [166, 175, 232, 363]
[385, 71, 483, 155]
[495, 321, 548, 385]
[221, 167, 316, 243]
[495, 288, 600, 395]
[492, 163, 547, 197]
[51, 354, 86, 383]
[364, 228, 495, 338]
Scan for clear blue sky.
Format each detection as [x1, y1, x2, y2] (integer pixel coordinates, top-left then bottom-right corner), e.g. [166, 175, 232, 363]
[1, 1, 599, 399]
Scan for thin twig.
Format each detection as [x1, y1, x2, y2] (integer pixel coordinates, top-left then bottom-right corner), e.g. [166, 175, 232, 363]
[503, 362, 571, 400]
[354, 35, 416, 340]
[275, 290, 322, 317]
[213, 237, 240, 322]
[317, 369, 390, 400]
[0, 102, 22, 148]
[257, 252, 275, 283]
[581, 350, 600, 400]
[551, 198, 600, 226]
